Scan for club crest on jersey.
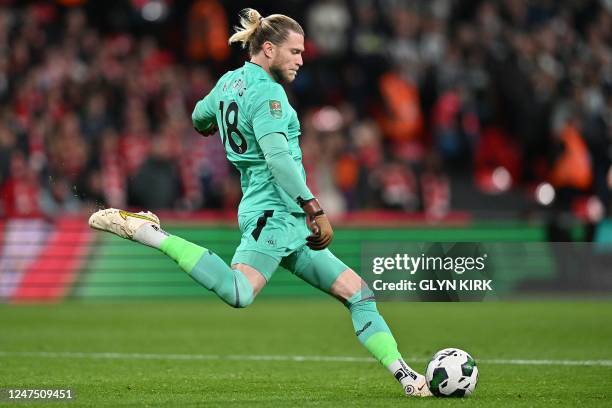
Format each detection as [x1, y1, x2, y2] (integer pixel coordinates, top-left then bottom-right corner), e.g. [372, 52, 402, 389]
[269, 100, 282, 119]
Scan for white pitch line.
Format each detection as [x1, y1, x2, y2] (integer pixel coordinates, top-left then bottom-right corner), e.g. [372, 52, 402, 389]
[483, 358, 612, 367]
[0, 351, 611, 367]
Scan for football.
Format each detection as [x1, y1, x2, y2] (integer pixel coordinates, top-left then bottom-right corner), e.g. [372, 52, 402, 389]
[425, 348, 478, 397]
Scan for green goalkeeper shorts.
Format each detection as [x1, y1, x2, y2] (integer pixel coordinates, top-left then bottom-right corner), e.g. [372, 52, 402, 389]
[231, 210, 348, 290]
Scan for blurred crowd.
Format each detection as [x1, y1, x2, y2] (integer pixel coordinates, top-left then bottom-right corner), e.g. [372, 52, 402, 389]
[0, 0, 611, 220]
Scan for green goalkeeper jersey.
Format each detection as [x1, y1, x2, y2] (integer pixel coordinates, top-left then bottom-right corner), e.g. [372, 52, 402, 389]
[192, 62, 309, 217]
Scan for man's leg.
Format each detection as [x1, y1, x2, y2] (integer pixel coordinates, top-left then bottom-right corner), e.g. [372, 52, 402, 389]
[281, 246, 432, 397]
[88, 208, 270, 308]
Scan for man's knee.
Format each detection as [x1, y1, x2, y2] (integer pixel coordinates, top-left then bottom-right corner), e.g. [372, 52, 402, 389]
[330, 268, 375, 305]
[231, 290, 255, 308]
[227, 268, 258, 309]
[233, 263, 267, 296]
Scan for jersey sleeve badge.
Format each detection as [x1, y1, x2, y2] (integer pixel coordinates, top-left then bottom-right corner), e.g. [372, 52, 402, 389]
[269, 100, 283, 119]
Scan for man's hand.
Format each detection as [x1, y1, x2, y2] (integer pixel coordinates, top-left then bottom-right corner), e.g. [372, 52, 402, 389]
[194, 122, 218, 137]
[302, 198, 333, 250]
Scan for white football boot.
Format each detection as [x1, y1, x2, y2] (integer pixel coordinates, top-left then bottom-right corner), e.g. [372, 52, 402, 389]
[88, 208, 160, 240]
[404, 374, 433, 397]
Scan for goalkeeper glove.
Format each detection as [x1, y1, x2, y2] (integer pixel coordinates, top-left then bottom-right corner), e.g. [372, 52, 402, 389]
[301, 198, 333, 250]
[194, 122, 218, 137]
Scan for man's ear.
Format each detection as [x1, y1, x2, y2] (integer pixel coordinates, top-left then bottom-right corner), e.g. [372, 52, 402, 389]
[262, 41, 275, 58]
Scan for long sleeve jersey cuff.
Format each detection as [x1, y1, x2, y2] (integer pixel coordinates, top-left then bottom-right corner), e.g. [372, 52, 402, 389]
[192, 99, 214, 131]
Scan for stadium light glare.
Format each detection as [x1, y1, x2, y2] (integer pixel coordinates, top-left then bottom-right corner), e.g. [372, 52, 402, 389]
[586, 196, 604, 222]
[535, 182, 555, 206]
[492, 166, 512, 192]
[142, 0, 166, 22]
[312, 106, 343, 132]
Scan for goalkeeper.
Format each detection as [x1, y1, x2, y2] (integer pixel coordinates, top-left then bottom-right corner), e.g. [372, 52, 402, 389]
[89, 8, 431, 397]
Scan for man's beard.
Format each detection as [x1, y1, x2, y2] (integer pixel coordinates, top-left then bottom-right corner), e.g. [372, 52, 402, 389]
[270, 64, 289, 83]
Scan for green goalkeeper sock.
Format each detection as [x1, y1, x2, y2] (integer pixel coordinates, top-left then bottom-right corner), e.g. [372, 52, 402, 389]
[346, 288, 421, 387]
[346, 288, 400, 366]
[158, 235, 254, 308]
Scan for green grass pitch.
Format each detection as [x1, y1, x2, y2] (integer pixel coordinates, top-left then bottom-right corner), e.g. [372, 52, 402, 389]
[1, 300, 611, 407]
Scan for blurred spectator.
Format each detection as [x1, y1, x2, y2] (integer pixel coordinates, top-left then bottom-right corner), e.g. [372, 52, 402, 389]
[375, 161, 419, 211]
[549, 119, 592, 191]
[0, 151, 42, 218]
[0, 125, 15, 184]
[186, 0, 230, 62]
[128, 136, 182, 210]
[431, 85, 479, 166]
[421, 153, 450, 219]
[81, 92, 112, 143]
[307, 0, 351, 57]
[39, 175, 81, 216]
[376, 67, 424, 143]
